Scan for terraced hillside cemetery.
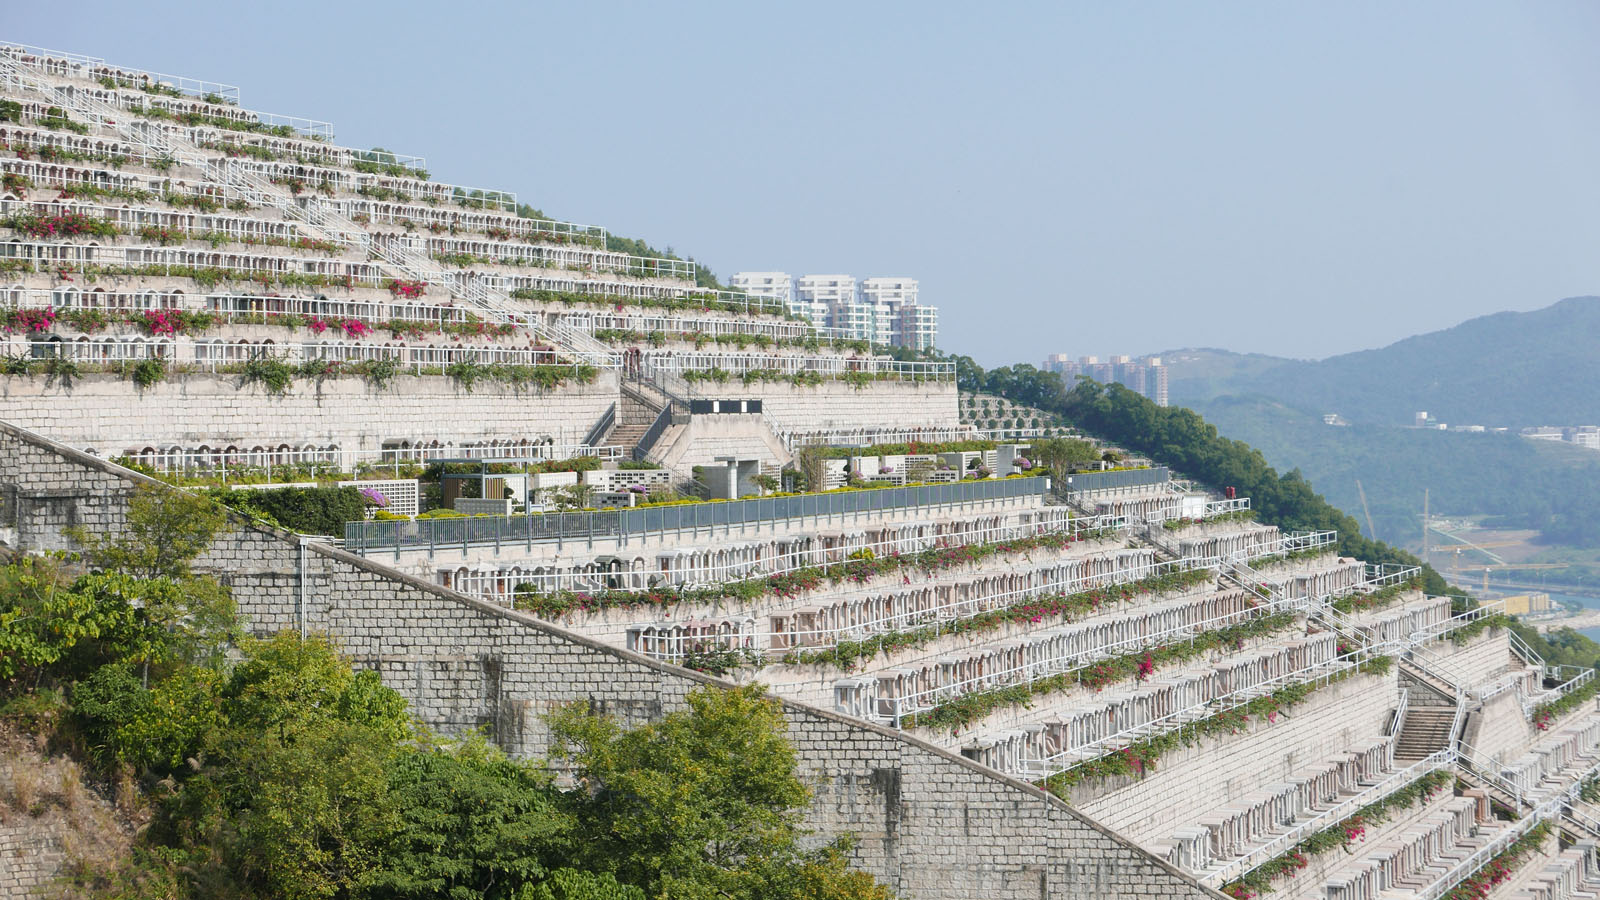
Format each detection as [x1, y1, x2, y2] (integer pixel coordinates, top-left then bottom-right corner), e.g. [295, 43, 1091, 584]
[6, 41, 1600, 900]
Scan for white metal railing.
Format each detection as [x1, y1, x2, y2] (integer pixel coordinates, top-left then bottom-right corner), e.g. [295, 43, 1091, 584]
[1, 42, 241, 103]
[877, 593, 1297, 728]
[642, 352, 955, 382]
[1390, 688, 1411, 738]
[657, 555, 1219, 663]
[0, 335, 598, 372]
[1510, 628, 1549, 669]
[0, 53, 616, 367]
[1205, 749, 1456, 888]
[459, 513, 1129, 602]
[1145, 496, 1253, 526]
[1021, 648, 1371, 782]
[1531, 667, 1597, 711]
[108, 442, 620, 481]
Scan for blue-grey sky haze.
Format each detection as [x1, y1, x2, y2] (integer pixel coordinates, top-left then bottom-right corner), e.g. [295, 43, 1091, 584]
[12, 2, 1600, 366]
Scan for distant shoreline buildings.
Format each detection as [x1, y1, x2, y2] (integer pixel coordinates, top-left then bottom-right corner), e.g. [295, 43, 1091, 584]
[1043, 353, 1169, 406]
[729, 272, 938, 351]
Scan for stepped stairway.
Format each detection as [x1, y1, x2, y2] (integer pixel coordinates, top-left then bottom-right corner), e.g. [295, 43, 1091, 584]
[1394, 707, 1458, 763]
[0, 49, 617, 368]
[608, 378, 676, 460]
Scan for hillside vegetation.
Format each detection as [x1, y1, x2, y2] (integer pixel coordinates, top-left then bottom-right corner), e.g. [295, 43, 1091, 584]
[1195, 395, 1600, 548]
[953, 357, 1600, 668]
[0, 486, 889, 900]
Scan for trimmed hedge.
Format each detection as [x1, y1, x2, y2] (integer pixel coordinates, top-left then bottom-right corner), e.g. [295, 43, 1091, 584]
[210, 486, 367, 536]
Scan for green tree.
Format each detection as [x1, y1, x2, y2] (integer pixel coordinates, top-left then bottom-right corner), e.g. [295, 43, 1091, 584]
[548, 685, 891, 900]
[73, 482, 227, 579]
[372, 737, 571, 900]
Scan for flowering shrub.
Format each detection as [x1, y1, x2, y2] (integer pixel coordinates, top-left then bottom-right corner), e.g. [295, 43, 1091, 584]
[4, 307, 56, 333]
[139, 309, 214, 336]
[358, 487, 389, 508]
[6, 211, 119, 239]
[386, 279, 427, 299]
[306, 316, 329, 335]
[339, 318, 372, 339]
[1135, 653, 1155, 681]
[138, 224, 187, 246]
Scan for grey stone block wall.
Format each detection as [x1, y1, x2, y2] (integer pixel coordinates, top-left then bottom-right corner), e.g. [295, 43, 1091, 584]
[0, 419, 1224, 900]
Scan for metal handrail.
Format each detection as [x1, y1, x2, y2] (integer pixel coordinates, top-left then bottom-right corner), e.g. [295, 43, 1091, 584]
[1390, 688, 1411, 738]
[633, 401, 675, 462]
[581, 403, 616, 449]
[450, 512, 1121, 600]
[879, 592, 1303, 728]
[1205, 749, 1456, 887]
[347, 474, 1055, 555]
[0, 53, 617, 367]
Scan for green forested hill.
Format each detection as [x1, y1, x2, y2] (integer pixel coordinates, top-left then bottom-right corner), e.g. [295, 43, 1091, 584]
[1192, 394, 1600, 547]
[1164, 295, 1600, 427]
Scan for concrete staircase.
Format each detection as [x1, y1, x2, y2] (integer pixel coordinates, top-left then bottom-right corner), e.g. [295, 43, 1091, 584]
[604, 380, 670, 459]
[1395, 707, 1457, 763]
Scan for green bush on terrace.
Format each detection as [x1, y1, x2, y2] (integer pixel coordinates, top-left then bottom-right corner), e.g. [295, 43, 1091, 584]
[901, 610, 1299, 732]
[512, 526, 1116, 618]
[207, 485, 368, 536]
[0, 483, 892, 900]
[470, 470, 1046, 524]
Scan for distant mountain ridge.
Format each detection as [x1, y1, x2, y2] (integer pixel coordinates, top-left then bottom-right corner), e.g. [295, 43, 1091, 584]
[1161, 295, 1600, 428]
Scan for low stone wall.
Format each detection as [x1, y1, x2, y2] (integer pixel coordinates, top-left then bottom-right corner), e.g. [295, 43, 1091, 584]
[1074, 670, 1396, 845]
[0, 419, 1223, 900]
[0, 370, 617, 454]
[734, 380, 960, 433]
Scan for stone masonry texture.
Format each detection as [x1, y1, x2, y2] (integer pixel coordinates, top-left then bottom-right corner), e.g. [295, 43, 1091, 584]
[0, 419, 1225, 900]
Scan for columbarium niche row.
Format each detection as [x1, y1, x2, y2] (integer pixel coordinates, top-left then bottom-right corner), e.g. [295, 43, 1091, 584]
[1178, 527, 1285, 562]
[959, 632, 1340, 771]
[831, 590, 1258, 722]
[453, 509, 1083, 601]
[1164, 736, 1395, 871]
[1261, 560, 1366, 604]
[1092, 494, 1184, 522]
[1319, 797, 1484, 900]
[762, 548, 1160, 652]
[1497, 717, 1600, 798]
[2, 193, 309, 246]
[1354, 595, 1454, 645]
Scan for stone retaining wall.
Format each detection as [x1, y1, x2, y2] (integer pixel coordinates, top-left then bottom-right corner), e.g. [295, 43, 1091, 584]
[0, 371, 618, 453]
[0, 419, 1223, 900]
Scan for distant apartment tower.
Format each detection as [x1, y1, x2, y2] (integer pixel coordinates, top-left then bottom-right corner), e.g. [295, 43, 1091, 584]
[788, 274, 939, 350]
[1052, 353, 1166, 406]
[1043, 353, 1079, 379]
[794, 274, 855, 328]
[728, 271, 792, 306]
[858, 277, 919, 348]
[898, 302, 938, 352]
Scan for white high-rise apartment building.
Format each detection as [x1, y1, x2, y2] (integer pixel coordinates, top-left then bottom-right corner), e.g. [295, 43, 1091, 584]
[730, 272, 938, 349]
[858, 277, 918, 346]
[727, 271, 792, 306]
[792, 274, 854, 328]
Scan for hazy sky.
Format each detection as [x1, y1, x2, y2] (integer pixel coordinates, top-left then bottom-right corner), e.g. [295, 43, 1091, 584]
[13, 2, 1600, 366]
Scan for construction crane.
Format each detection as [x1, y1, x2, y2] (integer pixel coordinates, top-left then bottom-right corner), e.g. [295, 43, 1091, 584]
[1354, 479, 1377, 540]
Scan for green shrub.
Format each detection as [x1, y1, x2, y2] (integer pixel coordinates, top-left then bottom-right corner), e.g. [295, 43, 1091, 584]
[212, 486, 366, 535]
